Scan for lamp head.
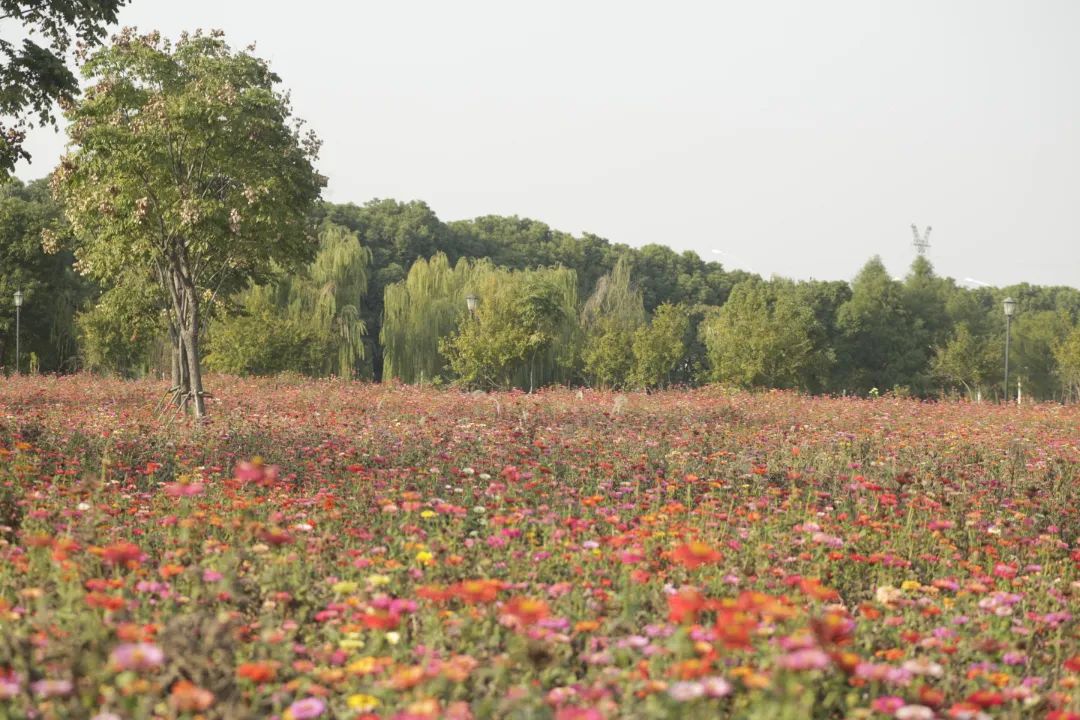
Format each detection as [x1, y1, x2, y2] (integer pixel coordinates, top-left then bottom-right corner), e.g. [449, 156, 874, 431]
[465, 294, 478, 313]
[13, 290, 22, 308]
[1003, 296, 1016, 318]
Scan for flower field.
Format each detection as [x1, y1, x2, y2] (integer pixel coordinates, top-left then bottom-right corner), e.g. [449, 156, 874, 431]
[1, 375, 1078, 720]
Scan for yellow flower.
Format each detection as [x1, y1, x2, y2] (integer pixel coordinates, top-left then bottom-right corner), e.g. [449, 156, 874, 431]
[347, 694, 380, 711]
[347, 657, 379, 676]
[415, 551, 434, 565]
[339, 633, 365, 651]
[332, 581, 359, 595]
[367, 574, 391, 587]
[420, 510, 436, 519]
[386, 631, 401, 645]
[900, 580, 921, 592]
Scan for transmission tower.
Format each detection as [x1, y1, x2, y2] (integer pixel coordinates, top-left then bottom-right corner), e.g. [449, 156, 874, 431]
[911, 224, 931, 256]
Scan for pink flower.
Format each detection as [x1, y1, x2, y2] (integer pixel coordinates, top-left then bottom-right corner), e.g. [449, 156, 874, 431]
[31, 679, 73, 698]
[555, 708, 604, 720]
[777, 647, 831, 671]
[110, 642, 165, 671]
[702, 676, 732, 698]
[895, 706, 935, 720]
[870, 696, 905, 714]
[286, 697, 326, 719]
[164, 480, 204, 497]
[668, 681, 705, 701]
[0, 675, 21, 699]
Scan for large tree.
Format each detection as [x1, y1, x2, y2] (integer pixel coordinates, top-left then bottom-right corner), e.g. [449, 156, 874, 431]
[54, 29, 323, 416]
[441, 266, 578, 390]
[1, 0, 128, 175]
[701, 279, 829, 390]
[580, 257, 645, 388]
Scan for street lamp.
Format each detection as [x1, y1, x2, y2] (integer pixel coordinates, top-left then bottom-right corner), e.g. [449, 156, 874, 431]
[1002, 296, 1016, 402]
[465, 294, 478, 316]
[13, 289, 23, 374]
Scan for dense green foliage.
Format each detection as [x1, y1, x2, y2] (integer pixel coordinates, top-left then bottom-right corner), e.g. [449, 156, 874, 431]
[701, 279, 830, 390]
[0, 178, 89, 372]
[205, 223, 370, 378]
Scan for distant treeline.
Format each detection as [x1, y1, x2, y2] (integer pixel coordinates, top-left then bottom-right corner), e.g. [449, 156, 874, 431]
[4, 178, 1080, 400]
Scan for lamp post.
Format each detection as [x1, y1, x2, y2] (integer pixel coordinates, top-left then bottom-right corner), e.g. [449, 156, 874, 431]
[1002, 296, 1016, 402]
[465, 294, 478, 317]
[13, 289, 23, 374]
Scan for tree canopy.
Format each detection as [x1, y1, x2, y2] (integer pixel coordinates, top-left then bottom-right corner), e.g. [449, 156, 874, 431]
[1, 0, 128, 175]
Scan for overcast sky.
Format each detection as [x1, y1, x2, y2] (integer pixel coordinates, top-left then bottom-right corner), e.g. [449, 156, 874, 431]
[13, 0, 1080, 287]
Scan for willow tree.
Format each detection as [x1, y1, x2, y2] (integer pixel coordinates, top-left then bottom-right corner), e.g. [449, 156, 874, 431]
[381, 253, 486, 384]
[441, 266, 579, 390]
[205, 222, 370, 378]
[581, 256, 645, 388]
[54, 29, 322, 416]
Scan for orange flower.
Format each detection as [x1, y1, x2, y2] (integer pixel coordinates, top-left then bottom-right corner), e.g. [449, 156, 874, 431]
[389, 665, 426, 690]
[237, 661, 278, 684]
[159, 563, 185, 580]
[500, 596, 550, 628]
[170, 680, 214, 712]
[798, 577, 839, 602]
[451, 579, 502, 604]
[673, 541, 723, 569]
[574, 620, 600, 634]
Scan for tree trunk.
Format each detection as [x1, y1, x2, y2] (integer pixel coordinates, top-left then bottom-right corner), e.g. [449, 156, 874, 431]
[168, 322, 189, 407]
[181, 284, 206, 419]
[165, 255, 205, 418]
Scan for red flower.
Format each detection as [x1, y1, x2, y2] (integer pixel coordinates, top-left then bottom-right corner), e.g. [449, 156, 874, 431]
[668, 587, 706, 624]
[101, 542, 142, 566]
[965, 690, 1005, 709]
[359, 610, 400, 630]
[673, 541, 723, 569]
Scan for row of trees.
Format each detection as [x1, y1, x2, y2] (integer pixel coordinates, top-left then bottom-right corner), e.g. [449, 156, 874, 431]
[372, 249, 1080, 400]
[6, 169, 1080, 400]
[2, 25, 1080, 404]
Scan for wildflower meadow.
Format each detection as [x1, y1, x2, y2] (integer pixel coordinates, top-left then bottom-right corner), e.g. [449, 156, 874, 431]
[1, 375, 1078, 720]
